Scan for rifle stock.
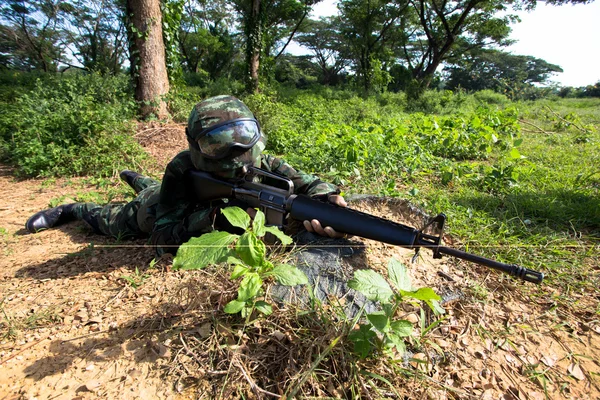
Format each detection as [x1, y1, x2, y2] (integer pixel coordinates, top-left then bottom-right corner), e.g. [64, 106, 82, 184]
[185, 168, 544, 284]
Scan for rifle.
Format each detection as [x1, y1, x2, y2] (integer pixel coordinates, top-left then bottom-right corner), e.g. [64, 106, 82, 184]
[185, 167, 544, 284]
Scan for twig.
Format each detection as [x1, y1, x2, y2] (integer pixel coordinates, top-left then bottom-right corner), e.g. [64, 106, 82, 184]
[544, 105, 590, 134]
[234, 357, 281, 398]
[0, 336, 50, 365]
[179, 332, 204, 367]
[519, 119, 553, 135]
[103, 286, 127, 310]
[60, 328, 110, 343]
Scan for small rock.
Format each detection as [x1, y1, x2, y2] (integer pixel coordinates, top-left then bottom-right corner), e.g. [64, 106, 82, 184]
[85, 380, 102, 392]
[405, 313, 419, 324]
[85, 363, 95, 371]
[197, 323, 212, 339]
[129, 369, 142, 379]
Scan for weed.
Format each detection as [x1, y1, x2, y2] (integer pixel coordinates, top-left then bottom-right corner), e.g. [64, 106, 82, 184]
[347, 258, 444, 358]
[173, 207, 308, 317]
[119, 267, 150, 290]
[0, 299, 61, 340]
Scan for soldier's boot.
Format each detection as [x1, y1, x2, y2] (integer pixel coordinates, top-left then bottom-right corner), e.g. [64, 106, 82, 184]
[119, 170, 143, 193]
[25, 203, 81, 233]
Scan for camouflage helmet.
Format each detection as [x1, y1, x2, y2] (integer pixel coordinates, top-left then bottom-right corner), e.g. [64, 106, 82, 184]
[186, 95, 266, 173]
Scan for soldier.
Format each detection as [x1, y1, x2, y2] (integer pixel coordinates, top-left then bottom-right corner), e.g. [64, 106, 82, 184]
[25, 95, 347, 255]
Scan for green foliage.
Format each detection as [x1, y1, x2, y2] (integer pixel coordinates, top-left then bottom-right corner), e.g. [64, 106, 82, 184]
[119, 266, 150, 289]
[444, 49, 563, 95]
[173, 207, 304, 318]
[245, 90, 522, 188]
[161, 0, 185, 85]
[0, 73, 146, 177]
[347, 258, 443, 358]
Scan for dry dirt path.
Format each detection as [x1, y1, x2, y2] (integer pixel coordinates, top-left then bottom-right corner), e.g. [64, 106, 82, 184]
[1, 124, 599, 399]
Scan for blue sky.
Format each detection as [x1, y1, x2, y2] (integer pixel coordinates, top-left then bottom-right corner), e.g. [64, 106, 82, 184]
[288, 0, 600, 87]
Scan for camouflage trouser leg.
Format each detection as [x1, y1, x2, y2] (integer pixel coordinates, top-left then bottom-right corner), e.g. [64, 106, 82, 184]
[72, 179, 161, 239]
[130, 175, 159, 194]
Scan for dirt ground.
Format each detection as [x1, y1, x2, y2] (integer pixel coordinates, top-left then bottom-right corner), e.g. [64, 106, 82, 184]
[1, 124, 599, 399]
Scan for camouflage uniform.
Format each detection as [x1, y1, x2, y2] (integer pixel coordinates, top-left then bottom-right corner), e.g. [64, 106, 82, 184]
[25, 95, 339, 254]
[69, 151, 337, 255]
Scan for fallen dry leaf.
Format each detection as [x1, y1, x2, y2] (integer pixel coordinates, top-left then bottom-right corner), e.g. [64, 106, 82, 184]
[541, 354, 558, 367]
[568, 363, 585, 381]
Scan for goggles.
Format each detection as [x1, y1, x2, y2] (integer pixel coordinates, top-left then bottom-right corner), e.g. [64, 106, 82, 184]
[189, 118, 261, 159]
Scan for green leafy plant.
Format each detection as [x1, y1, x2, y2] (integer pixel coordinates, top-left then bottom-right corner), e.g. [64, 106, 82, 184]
[119, 266, 150, 290]
[347, 258, 444, 358]
[173, 207, 308, 317]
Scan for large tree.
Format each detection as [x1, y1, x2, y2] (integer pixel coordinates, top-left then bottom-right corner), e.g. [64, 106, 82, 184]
[294, 16, 349, 85]
[126, 0, 170, 118]
[231, 0, 320, 93]
[444, 49, 563, 93]
[0, 0, 68, 71]
[401, 0, 516, 92]
[338, 0, 408, 91]
[62, 0, 128, 73]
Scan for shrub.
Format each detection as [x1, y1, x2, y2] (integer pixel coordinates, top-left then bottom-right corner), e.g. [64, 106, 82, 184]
[0, 73, 146, 177]
[473, 90, 510, 106]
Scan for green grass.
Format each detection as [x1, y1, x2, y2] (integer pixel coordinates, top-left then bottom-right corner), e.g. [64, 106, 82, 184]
[240, 89, 599, 301]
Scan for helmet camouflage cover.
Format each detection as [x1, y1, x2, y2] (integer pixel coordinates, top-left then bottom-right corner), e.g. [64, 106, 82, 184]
[187, 95, 266, 173]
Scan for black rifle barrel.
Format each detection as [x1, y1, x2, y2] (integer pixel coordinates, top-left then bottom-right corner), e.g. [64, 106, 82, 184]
[288, 195, 544, 284]
[437, 246, 544, 284]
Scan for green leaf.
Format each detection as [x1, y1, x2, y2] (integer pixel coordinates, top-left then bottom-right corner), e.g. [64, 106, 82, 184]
[236, 232, 266, 267]
[353, 340, 373, 359]
[263, 226, 293, 245]
[252, 209, 266, 237]
[509, 148, 522, 160]
[385, 333, 406, 354]
[173, 231, 238, 270]
[348, 324, 376, 358]
[272, 264, 309, 286]
[254, 300, 273, 315]
[348, 270, 394, 303]
[426, 299, 446, 315]
[387, 258, 412, 292]
[230, 264, 249, 279]
[400, 287, 441, 302]
[238, 273, 262, 302]
[367, 312, 390, 333]
[221, 206, 250, 230]
[390, 320, 413, 337]
[224, 300, 245, 314]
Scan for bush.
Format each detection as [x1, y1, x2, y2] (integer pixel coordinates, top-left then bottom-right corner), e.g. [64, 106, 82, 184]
[0, 73, 146, 177]
[473, 90, 510, 106]
[406, 90, 478, 114]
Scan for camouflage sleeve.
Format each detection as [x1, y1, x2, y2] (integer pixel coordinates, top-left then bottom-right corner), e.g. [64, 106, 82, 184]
[151, 151, 216, 256]
[261, 154, 339, 198]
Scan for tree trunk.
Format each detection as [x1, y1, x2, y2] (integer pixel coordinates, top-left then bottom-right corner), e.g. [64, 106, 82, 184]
[246, 0, 261, 93]
[126, 0, 170, 119]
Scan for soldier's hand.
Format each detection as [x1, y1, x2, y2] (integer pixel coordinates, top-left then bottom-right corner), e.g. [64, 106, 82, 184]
[303, 194, 348, 238]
